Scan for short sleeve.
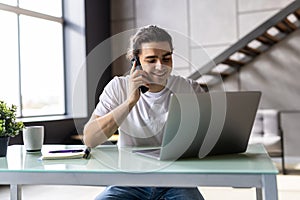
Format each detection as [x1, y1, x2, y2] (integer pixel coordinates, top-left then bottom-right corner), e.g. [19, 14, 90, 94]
[94, 76, 128, 116]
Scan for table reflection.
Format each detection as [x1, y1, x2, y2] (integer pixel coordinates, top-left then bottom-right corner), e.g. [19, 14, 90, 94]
[88, 146, 174, 173]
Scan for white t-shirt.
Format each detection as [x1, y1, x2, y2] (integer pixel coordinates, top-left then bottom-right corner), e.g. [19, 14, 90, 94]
[95, 75, 204, 147]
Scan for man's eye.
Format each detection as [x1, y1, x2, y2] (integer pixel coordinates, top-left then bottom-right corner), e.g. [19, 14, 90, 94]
[163, 58, 171, 62]
[146, 59, 156, 63]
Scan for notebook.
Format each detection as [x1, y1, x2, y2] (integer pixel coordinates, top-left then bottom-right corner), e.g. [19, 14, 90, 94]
[39, 148, 91, 160]
[132, 91, 261, 160]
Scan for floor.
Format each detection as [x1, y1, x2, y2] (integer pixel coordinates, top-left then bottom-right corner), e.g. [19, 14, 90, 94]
[0, 174, 300, 200]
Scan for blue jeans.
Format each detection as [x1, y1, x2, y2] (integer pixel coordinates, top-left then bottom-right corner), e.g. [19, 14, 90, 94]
[95, 186, 205, 200]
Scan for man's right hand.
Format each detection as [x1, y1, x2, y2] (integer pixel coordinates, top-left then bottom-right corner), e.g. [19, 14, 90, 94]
[128, 60, 149, 105]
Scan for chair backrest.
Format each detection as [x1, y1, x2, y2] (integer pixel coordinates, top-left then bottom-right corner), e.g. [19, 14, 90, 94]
[249, 109, 282, 155]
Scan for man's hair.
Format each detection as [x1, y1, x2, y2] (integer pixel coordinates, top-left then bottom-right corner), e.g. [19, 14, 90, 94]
[126, 25, 173, 60]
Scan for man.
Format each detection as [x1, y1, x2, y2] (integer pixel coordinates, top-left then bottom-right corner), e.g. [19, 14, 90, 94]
[84, 25, 205, 200]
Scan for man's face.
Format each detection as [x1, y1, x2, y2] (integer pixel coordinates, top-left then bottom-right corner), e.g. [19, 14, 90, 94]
[138, 41, 173, 91]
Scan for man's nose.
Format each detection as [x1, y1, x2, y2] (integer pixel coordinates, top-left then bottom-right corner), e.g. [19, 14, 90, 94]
[155, 59, 163, 70]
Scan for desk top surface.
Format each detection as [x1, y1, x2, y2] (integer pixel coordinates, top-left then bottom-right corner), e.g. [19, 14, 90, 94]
[0, 144, 278, 174]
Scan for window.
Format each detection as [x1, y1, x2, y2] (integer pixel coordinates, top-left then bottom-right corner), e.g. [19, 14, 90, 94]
[0, 1, 65, 117]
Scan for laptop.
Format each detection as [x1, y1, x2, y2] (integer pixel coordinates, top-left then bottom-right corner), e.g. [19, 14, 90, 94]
[132, 91, 261, 160]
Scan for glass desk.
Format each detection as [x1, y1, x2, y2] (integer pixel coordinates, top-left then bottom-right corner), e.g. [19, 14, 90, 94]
[0, 144, 278, 200]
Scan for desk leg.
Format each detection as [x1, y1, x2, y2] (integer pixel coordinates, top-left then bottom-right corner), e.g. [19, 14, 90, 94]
[256, 175, 278, 200]
[10, 184, 21, 200]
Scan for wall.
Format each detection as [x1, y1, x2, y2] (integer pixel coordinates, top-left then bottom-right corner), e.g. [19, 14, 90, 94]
[239, 30, 300, 164]
[240, 30, 300, 110]
[110, 0, 295, 76]
[10, 118, 83, 145]
[109, 0, 300, 162]
[109, 0, 299, 110]
[85, 0, 112, 115]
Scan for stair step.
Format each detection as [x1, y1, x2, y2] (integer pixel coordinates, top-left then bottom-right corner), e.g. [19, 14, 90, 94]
[263, 32, 280, 43]
[283, 18, 298, 30]
[267, 27, 286, 40]
[222, 59, 245, 68]
[197, 74, 221, 86]
[247, 40, 269, 52]
[210, 64, 236, 75]
[276, 21, 294, 33]
[188, 1, 300, 83]
[240, 46, 261, 56]
[257, 35, 276, 45]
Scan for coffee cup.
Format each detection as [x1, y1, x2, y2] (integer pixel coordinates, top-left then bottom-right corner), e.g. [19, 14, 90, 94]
[23, 126, 44, 152]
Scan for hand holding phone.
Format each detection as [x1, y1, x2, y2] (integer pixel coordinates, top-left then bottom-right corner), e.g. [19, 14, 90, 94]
[131, 56, 149, 93]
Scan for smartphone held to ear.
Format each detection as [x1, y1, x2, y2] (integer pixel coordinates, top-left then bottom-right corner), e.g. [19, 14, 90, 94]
[131, 56, 149, 93]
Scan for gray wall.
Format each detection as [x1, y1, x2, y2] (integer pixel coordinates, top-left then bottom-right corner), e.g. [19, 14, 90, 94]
[110, 0, 294, 76]
[241, 30, 300, 110]
[221, 29, 300, 110]
[110, 0, 300, 162]
[109, 0, 300, 114]
[239, 30, 300, 163]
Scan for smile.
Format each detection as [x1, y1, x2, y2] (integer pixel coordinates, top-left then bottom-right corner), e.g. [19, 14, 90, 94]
[151, 71, 168, 77]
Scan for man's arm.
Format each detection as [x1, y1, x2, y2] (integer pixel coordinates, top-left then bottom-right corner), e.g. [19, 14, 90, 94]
[83, 62, 149, 148]
[83, 99, 137, 147]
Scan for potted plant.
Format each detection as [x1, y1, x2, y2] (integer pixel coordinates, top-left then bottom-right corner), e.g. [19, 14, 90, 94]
[0, 101, 25, 157]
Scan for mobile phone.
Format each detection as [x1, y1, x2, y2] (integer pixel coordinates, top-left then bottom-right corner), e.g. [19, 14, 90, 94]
[131, 56, 149, 93]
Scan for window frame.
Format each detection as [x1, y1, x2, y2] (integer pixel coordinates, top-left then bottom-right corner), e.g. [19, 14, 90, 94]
[0, 2, 66, 118]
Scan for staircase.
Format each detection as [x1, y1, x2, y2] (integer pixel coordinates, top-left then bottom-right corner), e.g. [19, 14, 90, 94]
[188, 0, 300, 88]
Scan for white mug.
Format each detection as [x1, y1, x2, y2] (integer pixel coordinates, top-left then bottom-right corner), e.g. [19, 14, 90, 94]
[23, 126, 44, 152]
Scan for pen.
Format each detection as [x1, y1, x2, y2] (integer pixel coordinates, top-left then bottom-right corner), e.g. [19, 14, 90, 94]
[48, 149, 84, 154]
[83, 147, 91, 159]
